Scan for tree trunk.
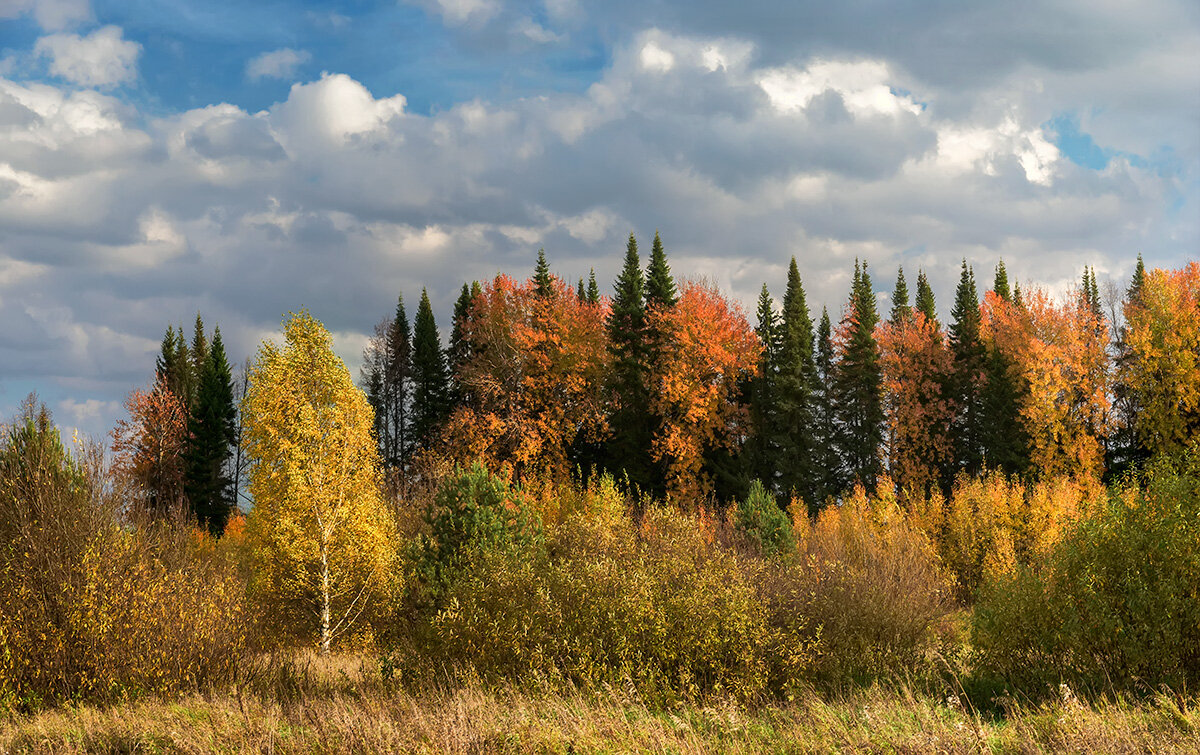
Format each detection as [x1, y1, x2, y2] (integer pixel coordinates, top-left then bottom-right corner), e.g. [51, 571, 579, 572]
[319, 537, 331, 654]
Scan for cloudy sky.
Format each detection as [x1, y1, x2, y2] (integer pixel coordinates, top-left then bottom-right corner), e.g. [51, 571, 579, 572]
[1, 0, 1197, 438]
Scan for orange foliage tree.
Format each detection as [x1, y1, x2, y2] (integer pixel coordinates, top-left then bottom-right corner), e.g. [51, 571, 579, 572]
[985, 288, 1110, 479]
[1123, 262, 1200, 458]
[110, 373, 189, 513]
[646, 280, 760, 503]
[878, 312, 955, 499]
[442, 273, 610, 479]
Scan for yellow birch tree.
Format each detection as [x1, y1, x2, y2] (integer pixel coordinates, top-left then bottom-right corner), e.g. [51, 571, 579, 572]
[242, 310, 398, 652]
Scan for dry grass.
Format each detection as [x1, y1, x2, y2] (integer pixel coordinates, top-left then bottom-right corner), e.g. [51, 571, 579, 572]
[2, 652, 1197, 754]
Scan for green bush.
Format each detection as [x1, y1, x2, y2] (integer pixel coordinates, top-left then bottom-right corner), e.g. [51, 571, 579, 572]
[735, 480, 794, 558]
[972, 449, 1200, 693]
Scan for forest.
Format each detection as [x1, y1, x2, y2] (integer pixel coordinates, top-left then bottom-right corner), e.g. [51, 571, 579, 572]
[1, 238, 1198, 752]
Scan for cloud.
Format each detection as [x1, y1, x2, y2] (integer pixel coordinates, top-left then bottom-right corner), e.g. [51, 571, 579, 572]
[34, 25, 140, 88]
[245, 48, 312, 82]
[0, 0, 90, 31]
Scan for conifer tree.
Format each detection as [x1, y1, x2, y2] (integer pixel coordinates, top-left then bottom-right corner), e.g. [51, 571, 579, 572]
[189, 314, 209, 406]
[889, 267, 911, 325]
[1109, 255, 1149, 475]
[533, 248, 553, 299]
[577, 278, 586, 303]
[833, 261, 884, 489]
[749, 284, 780, 487]
[993, 260, 1011, 301]
[949, 261, 986, 477]
[644, 232, 679, 308]
[915, 270, 938, 325]
[411, 289, 450, 450]
[606, 233, 652, 490]
[157, 325, 192, 403]
[775, 258, 819, 505]
[185, 328, 237, 534]
[813, 307, 843, 502]
[586, 269, 600, 304]
[448, 282, 479, 410]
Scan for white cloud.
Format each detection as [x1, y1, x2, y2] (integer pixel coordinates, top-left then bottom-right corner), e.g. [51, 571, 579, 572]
[758, 59, 922, 118]
[426, 0, 498, 26]
[270, 73, 406, 152]
[246, 48, 312, 82]
[34, 25, 140, 88]
[0, 0, 90, 30]
[639, 40, 675, 72]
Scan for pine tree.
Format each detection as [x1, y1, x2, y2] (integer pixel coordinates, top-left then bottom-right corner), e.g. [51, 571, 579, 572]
[533, 248, 553, 299]
[889, 267, 911, 325]
[411, 289, 450, 450]
[813, 307, 843, 502]
[915, 270, 938, 325]
[833, 261, 885, 489]
[644, 232, 679, 308]
[185, 328, 237, 534]
[993, 260, 1011, 302]
[385, 295, 412, 468]
[1108, 255, 1149, 476]
[949, 261, 986, 477]
[189, 314, 209, 407]
[606, 233, 652, 491]
[156, 325, 192, 403]
[448, 282, 478, 411]
[775, 258, 819, 507]
[577, 278, 586, 303]
[749, 284, 780, 488]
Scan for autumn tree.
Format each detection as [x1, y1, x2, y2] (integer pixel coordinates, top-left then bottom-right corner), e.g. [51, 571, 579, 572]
[986, 288, 1111, 478]
[111, 373, 190, 515]
[834, 261, 884, 488]
[880, 272, 954, 499]
[1122, 261, 1200, 460]
[646, 280, 760, 503]
[442, 273, 609, 479]
[242, 310, 397, 653]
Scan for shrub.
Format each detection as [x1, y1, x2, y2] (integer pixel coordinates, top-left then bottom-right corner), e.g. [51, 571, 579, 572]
[0, 404, 249, 711]
[972, 449, 1200, 693]
[734, 480, 794, 558]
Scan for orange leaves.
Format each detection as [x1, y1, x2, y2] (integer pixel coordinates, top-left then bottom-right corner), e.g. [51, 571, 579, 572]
[878, 312, 954, 498]
[1123, 262, 1200, 457]
[985, 288, 1110, 479]
[110, 373, 189, 511]
[445, 273, 610, 478]
[647, 280, 760, 502]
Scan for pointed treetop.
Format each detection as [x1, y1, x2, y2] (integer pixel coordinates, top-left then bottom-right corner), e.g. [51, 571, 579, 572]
[755, 284, 777, 354]
[915, 270, 937, 325]
[1013, 280, 1024, 308]
[611, 233, 644, 312]
[586, 268, 600, 304]
[993, 259, 1011, 301]
[644, 231, 678, 309]
[577, 277, 586, 303]
[191, 313, 209, 370]
[533, 248, 553, 298]
[889, 266, 911, 325]
[950, 260, 980, 347]
[1128, 253, 1146, 303]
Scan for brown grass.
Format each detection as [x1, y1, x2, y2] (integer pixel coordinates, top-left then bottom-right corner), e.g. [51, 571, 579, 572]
[2, 652, 1197, 754]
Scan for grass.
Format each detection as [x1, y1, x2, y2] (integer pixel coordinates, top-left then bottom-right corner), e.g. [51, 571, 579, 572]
[2, 652, 1197, 753]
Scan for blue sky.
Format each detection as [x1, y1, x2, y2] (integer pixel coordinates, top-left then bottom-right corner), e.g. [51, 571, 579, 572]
[0, 0, 1197, 438]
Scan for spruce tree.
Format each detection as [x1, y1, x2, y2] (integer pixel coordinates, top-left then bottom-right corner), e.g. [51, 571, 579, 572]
[606, 233, 652, 491]
[833, 261, 885, 489]
[949, 261, 986, 477]
[577, 278, 586, 303]
[189, 313, 209, 406]
[993, 260, 1011, 302]
[1109, 255, 1149, 476]
[749, 284, 780, 488]
[915, 270, 938, 325]
[184, 328, 237, 534]
[448, 282, 476, 407]
[775, 258, 819, 506]
[813, 307, 843, 503]
[586, 269, 600, 305]
[644, 232, 679, 308]
[889, 267, 911, 325]
[533, 248, 553, 299]
[411, 289, 450, 450]
[157, 325, 191, 402]
[385, 295, 412, 469]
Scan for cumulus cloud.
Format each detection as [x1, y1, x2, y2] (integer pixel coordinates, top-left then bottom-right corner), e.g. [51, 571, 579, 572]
[0, 0, 91, 31]
[34, 25, 140, 88]
[245, 48, 312, 81]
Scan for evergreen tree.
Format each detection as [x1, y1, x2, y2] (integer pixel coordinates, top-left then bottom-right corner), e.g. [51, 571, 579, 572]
[606, 233, 652, 491]
[189, 313, 209, 407]
[185, 328, 237, 534]
[411, 289, 450, 450]
[889, 267, 911, 325]
[586, 269, 600, 304]
[1109, 255, 1150, 476]
[748, 284, 780, 488]
[948, 261, 986, 477]
[448, 282, 477, 409]
[993, 260, 1011, 302]
[1013, 281, 1024, 308]
[577, 278, 586, 303]
[833, 261, 885, 489]
[775, 258, 819, 507]
[533, 248, 553, 299]
[915, 270, 938, 325]
[813, 307, 843, 502]
[644, 232, 679, 308]
[385, 295, 412, 468]
[156, 325, 191, 402]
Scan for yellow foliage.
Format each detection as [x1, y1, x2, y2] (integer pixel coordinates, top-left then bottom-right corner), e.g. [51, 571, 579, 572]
[241, 310, 399, 652]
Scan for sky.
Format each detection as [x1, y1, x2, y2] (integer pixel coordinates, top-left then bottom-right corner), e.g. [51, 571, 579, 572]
[1, 0, 1198, 439]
